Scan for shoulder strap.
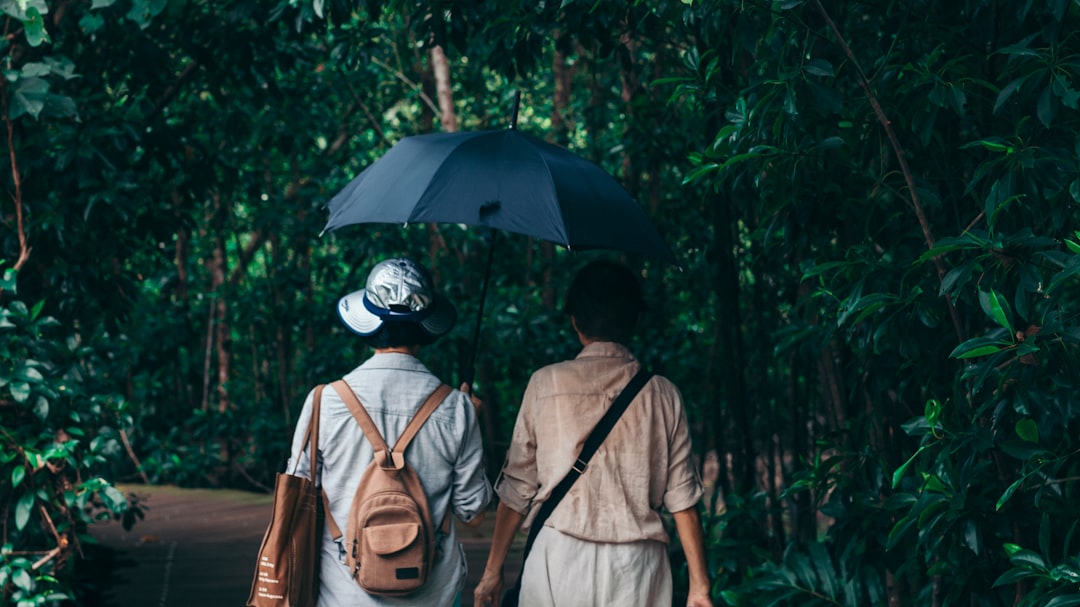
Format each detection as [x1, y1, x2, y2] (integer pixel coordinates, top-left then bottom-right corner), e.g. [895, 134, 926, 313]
[518, 367, 653, 562]
[290, 384, 324, 476]
[331, 380, 452, 457]
[393, 383, 453, 453]
[331, 379, 388, 453]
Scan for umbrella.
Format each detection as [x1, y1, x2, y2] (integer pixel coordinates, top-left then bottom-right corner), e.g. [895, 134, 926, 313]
[322, 93, 677, 383]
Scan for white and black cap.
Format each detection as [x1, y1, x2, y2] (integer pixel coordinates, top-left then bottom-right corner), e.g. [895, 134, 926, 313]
[337, 257, 456, 338]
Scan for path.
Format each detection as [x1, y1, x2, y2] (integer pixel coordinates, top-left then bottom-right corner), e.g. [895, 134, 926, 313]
[89, 484, 521, 607]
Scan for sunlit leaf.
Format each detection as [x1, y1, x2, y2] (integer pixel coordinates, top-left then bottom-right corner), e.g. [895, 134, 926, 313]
[11, 465, 25, 488]
[14, 493, 34, 530]
[1015, 418, 1039, 442]
[978, 289, 1013, 330]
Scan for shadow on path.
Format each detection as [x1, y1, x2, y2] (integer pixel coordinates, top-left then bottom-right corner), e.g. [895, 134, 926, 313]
[89, 484, 520, 607]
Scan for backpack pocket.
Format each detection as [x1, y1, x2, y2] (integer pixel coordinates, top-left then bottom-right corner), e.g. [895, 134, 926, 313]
[355, 503, 429, 595]
[367, 522, 420, 555]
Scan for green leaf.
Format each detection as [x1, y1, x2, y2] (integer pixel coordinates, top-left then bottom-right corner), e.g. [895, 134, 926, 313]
[32, 396, 48, 421]
[803, 58, 834, 78]
[1038, 86, 1056, 127]
[925, 399, 942, 429]
[12, 567, 32, 591]
[979, 289, 1013, 330]
[91, 0, 116, 7]
[23, 7, 49, 47]
[993, 567, 1033, 587]
[1015, 418, 1039, 442]
[1045, 596, 1080, 607]
[1, 267, 16, 293]
[997, 477, 1024, 510]
[961, 137, 1014, 153]
[11, 465, 25, 488]
[949, 338, 1012, 359]
[14, 493, 34, 530]
[8, 77, 48, 120]
[9, 381, 31, 403]
[892, 444, 930, 488]
[1008, 548, 1047, 570]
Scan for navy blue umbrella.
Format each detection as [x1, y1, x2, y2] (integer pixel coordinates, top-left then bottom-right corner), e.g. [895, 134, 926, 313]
[321, 95, 676, 384]
[322, 131, 675, 263]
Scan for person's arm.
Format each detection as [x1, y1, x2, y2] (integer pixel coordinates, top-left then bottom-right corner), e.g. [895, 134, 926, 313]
[673, 506, 714, 607]
[472, 501, 526, 606]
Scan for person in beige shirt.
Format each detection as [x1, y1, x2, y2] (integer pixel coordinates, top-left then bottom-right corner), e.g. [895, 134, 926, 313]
[474, 260, 713, 607]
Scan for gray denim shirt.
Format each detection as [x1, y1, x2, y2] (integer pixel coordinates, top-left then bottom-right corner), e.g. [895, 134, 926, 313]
[289, 352, 492, 607]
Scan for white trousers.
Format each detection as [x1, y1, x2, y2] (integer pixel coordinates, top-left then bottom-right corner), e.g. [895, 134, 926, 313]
[518, 526, 672, 607]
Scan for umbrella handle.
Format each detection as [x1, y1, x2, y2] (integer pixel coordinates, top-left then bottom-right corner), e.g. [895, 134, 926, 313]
[509, 90, 521, 130]
[462, 229, 496, 390]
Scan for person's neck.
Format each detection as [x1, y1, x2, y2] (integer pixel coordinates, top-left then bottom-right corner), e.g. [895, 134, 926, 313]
[374, 345, 420, 356]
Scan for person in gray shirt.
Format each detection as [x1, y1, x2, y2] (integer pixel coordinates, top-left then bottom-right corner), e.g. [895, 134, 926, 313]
[288, 257, 492, 606]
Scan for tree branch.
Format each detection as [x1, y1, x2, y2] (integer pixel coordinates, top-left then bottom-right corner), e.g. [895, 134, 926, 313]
[811, 0, 963, 344]
[371, 57, 441, 117]
[0, 29, 31, 272]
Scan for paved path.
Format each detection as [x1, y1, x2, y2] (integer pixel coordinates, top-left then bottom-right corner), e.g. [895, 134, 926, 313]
[89, 484, 521, 607]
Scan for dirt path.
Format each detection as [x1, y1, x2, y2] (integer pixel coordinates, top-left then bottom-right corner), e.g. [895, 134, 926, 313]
[89, 484, 520, 607]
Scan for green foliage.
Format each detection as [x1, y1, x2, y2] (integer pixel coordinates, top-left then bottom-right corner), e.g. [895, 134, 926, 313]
[0, 271, 133, 604]
[671, 0, 1080, 604]
[4, 0, 1080, 604]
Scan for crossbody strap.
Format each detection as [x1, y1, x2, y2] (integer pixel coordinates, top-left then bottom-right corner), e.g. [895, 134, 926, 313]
[520, 366, 653, 558]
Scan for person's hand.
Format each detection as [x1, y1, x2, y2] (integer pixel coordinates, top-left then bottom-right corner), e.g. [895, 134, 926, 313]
[473, 568, 503, 607]
[686, 590, 714, 607]
[460, 382, 483, 412]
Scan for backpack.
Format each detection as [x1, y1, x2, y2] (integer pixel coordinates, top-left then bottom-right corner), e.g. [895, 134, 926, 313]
[326, 380, 451, 596]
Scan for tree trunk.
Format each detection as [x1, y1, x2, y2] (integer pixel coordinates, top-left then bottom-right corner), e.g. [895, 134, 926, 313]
[268, 234, 293, 426]
[211, 233, 230, 413]
[712, 196, 754, 492]
[431, 45, 457, 132]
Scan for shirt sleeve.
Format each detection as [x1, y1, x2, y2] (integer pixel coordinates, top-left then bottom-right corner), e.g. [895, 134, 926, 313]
[493, 374, 541, 516]
[450, 390, 493, 523]
[661, 383, 704, 513]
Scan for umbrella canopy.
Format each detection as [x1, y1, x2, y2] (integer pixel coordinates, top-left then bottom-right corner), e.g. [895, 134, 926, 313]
[321, 128, 677, 264]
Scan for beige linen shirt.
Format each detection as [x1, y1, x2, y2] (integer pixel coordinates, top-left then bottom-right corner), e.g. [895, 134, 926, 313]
[495, 341, 703, 544]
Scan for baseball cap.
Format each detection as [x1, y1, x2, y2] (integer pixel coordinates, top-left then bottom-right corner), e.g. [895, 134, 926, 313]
[337, 257, 457, 338]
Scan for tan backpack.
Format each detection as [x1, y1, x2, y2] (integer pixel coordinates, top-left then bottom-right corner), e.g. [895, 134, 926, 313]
[326, 380, 451, 596]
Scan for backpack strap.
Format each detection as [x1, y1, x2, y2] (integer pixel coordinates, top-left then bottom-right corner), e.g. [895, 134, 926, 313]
[393, 383, 453, 454]
[331, 381, 451, 469]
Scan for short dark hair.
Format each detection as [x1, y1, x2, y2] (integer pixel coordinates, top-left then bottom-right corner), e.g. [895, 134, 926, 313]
[362, 319, 437, 349]
[564, 260, 644, 344]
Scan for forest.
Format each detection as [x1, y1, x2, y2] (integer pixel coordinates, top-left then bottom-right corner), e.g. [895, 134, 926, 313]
[2, 0, 1080, 605]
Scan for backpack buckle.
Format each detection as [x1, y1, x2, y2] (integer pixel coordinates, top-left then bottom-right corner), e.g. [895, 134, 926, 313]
[572, 458, 587, 474]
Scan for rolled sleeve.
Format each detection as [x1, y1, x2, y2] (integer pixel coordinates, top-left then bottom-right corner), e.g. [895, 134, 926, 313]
[450, 392, 493, 523]
[661, 389, 704, 513]
[494, 380, 540, 516]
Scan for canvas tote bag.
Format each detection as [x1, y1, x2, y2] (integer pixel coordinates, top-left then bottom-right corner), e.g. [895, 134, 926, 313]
[247, 384, 325, 607]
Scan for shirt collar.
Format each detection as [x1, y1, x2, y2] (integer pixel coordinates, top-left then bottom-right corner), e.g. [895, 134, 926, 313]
[357, 351, 432, 373]
[575, 341, 636, 361]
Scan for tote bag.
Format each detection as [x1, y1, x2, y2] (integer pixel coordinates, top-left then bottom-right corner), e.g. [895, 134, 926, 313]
[247, 385, 325, 607]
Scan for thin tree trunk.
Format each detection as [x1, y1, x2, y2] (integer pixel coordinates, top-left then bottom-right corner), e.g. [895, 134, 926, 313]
[268, 234, 293, 426]
[618, 31, 641, 198]
[212, 233, 230, 413]
[202, 297, 215, 412]
[551, 37, 573, 146]
[431, 45, 457, 132]
[713, 196, 754, 492]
